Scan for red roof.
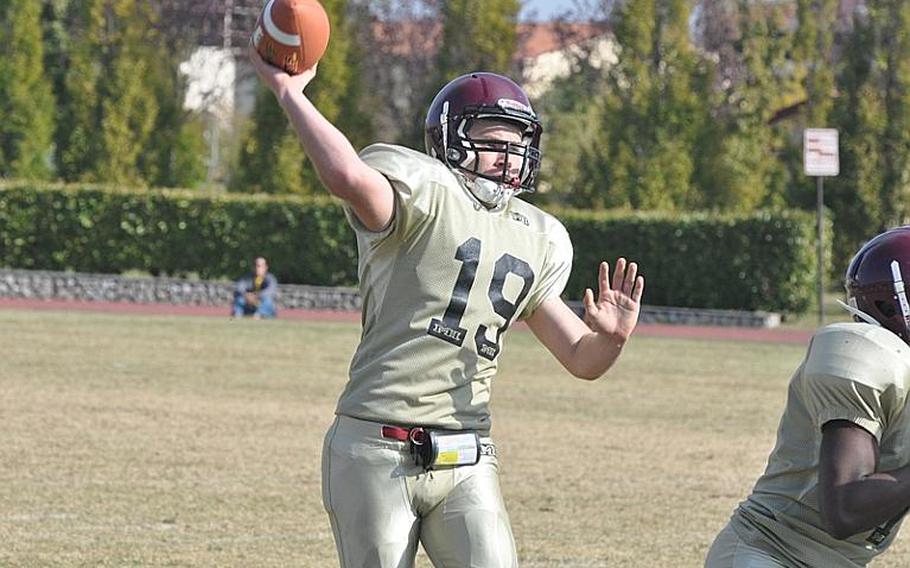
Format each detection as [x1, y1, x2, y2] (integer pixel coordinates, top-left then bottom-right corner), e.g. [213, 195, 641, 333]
[370, 20, 609, 60]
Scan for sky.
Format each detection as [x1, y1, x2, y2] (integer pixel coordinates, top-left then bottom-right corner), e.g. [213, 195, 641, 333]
[519, 0, 590, 21]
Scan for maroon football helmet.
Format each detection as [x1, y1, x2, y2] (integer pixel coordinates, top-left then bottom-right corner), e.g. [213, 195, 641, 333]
[845, 226, 910, 343]
[424, 72, 543, 205]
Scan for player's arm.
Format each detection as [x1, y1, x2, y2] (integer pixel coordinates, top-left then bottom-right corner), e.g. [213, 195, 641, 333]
[249, 48, 393, 231]
[526, 259, 643, 380]
[818, 420, 910, 539]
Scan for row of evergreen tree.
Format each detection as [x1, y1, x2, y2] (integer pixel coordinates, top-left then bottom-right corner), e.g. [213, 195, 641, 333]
[0, 0, 207, 187]
[232, 0, 522, 195]
[0, 0, 520, 192]
[2, 0, 909, 269]
[540, 0, 910, 270]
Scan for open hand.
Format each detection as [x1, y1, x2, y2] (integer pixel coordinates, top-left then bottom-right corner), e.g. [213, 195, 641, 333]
[582, 258, 644, 342]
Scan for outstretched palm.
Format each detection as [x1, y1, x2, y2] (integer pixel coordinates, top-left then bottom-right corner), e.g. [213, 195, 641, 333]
[583, 258, 645, 341]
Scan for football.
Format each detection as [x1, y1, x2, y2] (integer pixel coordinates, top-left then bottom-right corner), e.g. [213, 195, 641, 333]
[252, 0, 330, 75]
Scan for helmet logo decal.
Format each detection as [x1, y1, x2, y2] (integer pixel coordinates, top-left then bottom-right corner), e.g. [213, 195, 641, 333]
[497, 98, 533, 115]
[440, 100, 450, 155]
[891, 260, 910, 330]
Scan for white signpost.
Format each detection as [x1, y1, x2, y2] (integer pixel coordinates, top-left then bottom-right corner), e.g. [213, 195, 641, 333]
[804, 128, 839, 324]
[804, 129, 839, 176]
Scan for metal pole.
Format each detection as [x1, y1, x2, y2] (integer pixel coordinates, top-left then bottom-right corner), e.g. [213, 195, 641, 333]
[223, 0, 234, 49]
[817, 176, 825, 326]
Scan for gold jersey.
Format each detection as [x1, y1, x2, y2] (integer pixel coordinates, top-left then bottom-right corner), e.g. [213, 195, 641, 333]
[733, 322, 910, 567]
[334, 144, 573, 433]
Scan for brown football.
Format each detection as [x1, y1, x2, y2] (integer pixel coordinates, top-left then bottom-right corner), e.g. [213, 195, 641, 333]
[252, 0, 330, 75]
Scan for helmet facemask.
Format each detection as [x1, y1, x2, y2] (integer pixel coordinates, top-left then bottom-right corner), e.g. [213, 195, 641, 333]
[426, 73, 544, 210]
[845, 266, 910, 341]
[441, 113, 541, 209]
[440, 104, 540, 209]
[843, 226, 910, 344]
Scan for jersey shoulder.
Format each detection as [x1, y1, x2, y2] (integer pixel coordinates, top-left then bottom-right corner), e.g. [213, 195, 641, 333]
[359, 143, 457, 194]
[805, 322, 910, 392]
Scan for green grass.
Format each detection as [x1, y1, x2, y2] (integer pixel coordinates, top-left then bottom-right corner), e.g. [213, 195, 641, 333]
[779, 289, 853, 330]
[1, 309, 907, 567]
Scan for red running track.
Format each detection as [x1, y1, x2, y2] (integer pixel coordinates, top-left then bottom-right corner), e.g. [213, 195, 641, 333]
[0, 298, 813, 345]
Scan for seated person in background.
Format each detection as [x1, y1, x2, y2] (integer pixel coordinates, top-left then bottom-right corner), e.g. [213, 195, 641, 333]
[232, 256, 277, 319]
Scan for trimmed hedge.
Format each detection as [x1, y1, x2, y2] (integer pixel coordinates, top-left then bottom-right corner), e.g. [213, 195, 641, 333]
[0, 181, 357, 286]
[558, 209, 827, 313]
[0, 181, 823, 312]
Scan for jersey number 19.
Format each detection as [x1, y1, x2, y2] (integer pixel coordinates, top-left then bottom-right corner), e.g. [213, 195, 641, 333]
[427, 237, 535, 361]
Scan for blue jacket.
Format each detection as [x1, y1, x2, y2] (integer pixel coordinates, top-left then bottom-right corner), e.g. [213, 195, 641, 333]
[234, 272, 278, 302]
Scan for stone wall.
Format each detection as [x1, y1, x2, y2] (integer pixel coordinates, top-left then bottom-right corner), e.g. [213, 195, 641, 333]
[0, 269, 361, 311]
[0, 269, 781, 327]
[562, 302, 780, 328]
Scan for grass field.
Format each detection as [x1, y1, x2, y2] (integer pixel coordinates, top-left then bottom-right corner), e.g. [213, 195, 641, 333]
[2, 309, 907, 567]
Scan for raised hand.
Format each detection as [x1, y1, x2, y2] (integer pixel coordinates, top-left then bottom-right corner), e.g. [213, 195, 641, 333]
[248, 45, 318, 100]
[582, 258, 644, 342]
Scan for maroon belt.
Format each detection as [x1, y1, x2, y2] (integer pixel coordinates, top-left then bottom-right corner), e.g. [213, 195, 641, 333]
[380, 425, 411, 441]
[381, 425, 427, 444]
[380, 425, 494, 458]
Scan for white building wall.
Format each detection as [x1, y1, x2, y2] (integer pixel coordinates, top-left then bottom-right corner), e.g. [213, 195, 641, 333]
[521, 36, 618, 99]
[179, 47, 237, 124]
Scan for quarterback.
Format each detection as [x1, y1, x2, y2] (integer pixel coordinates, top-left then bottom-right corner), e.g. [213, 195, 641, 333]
[251, 46, 644, 567]
[706, 226, 910, 568]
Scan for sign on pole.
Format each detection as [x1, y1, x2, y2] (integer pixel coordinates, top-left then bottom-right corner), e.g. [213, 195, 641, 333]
[804, 128, 839, 326]
[804, 128, 839, 176]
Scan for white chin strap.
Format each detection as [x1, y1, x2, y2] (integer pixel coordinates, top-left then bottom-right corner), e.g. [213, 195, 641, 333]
[839, 260, 910, 331]
[836, 299, 881, 326]
[457, 174, 517, 209]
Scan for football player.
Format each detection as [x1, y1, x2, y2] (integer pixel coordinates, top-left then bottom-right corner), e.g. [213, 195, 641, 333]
[251, 49, 644, 568]
[706, 226, 910, 567]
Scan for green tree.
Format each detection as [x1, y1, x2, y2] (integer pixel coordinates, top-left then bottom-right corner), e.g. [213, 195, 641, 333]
[436, 0, 519, 81]
[52, 0, 203, 188]
[0, 0, 55, 179]
[828, 6, 883, 274]
[232, 0, 372, 195]
[695, 0, 795, 211]
[40, 0, 72, 113]
[828, 1, 910, 275]
[777, 0, 837, 209]
[231, 87, 306, 195]
[55, 0, 103, 181]
[576, 0, 712, 210]
[139, 47, 207, 189]
[347, 0, 441, 145]
[794, 0, 837, 127]
[878, 0, 910, 228]
[533, 54, 606, 205]
[401, 0, 520, 149]
[56, 0, 161, 185]
[94, 0, 160, 185]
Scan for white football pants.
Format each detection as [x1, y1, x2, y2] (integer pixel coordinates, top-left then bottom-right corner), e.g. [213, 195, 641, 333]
[705, 524, 790, 568]
[322, 414, 518, 568]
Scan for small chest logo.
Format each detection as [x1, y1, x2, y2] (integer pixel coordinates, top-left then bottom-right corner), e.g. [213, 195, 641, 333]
[510, 212, 529, 226]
